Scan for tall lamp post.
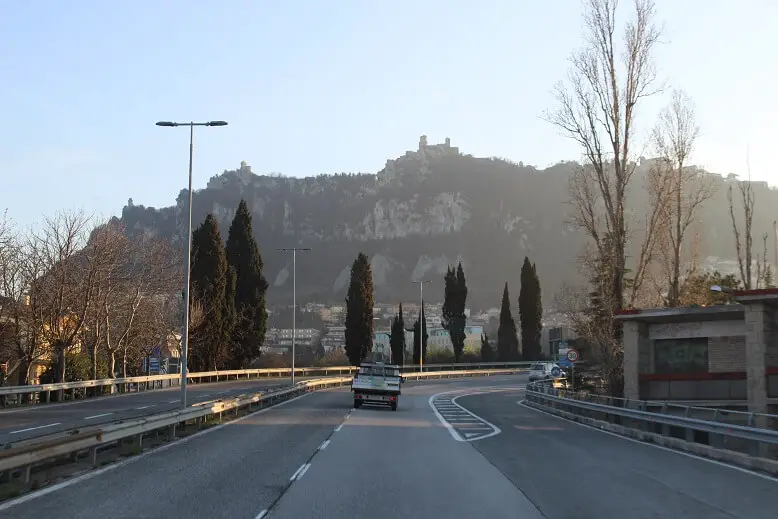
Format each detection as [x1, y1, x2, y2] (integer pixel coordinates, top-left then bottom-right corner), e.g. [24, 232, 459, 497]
[156, 120, 228, 408]
[276, 247, 311, 384]
[412, 280, 431, 372]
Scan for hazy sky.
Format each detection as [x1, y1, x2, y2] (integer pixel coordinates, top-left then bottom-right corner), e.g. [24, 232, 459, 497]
[2, 0, 776, 228]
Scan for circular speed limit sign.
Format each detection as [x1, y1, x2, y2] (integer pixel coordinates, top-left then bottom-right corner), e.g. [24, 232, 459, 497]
[566, 348, 580, 363]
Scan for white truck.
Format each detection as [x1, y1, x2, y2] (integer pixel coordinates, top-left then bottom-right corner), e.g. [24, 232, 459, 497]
[351, 362, 402, 411]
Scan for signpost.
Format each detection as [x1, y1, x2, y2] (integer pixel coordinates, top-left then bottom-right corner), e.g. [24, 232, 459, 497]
[566, 348, 580, 390]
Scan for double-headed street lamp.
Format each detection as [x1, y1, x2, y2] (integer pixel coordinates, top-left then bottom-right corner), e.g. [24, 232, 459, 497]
[156, 120, 228, 408]
[276, 247, 311, 384]
[412, 280, 431, 372]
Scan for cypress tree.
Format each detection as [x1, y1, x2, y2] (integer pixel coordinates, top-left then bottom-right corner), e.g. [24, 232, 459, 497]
[225, 199, 268, 368]
[454, 262, 468, 361]
[519, 256, 543, 360]
[497, 283, 519, 361]
[344, 253, 374, 366]
[412, 302, 429, 365]
[389, 303, 406, 365]
[480, 333, 493, 363]
[189, 214, 231, 371]
[442, 262, 468, 363]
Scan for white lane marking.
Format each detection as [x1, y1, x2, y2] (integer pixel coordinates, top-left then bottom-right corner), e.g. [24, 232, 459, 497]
[0, 391, 317, 512]
[167, 400, 178, 403]
[334, 424, 343, 432]
[255, 509, 268, 519]
[9, 423, 61, 434]
[135, 405, 155, 410]
[517, 401, 778, 484]
[296, 463, 311, 481]
[289, 463, 306, 481]
[319, 439, 330, 450]
[429, 389, 502, 442]
[84, 412, 113, 420]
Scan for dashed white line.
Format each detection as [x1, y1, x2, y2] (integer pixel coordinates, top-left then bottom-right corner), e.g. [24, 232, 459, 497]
[319, 439, 330, 450]
[255, 509, 268, 519]
[84, 412, 113, 420]
[135, 405, 155, 410]
[9, 423, 61, 434]
[296, 463, 311, 481]
[290, 463, 306, 481]
[167, 400, 179, 403]
[334, 424, 344, 432]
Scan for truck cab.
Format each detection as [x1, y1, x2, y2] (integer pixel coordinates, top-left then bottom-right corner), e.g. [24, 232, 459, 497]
[351, 362, 402, 411]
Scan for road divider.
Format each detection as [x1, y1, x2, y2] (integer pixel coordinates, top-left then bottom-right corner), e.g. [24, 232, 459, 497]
[0, 368, 526, 490]
[0, 361, 532, 407]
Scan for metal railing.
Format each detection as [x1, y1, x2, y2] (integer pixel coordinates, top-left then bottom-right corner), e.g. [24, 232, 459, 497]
[524, 380, 778, 472]
[0, 362, 532, 406]
[0, 368, 526, 484]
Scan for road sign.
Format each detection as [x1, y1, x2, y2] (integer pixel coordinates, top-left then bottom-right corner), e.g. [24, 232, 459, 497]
[566, 348, 580, 363]
[151, 345, 161, 357]
[551, 366, 561, 377]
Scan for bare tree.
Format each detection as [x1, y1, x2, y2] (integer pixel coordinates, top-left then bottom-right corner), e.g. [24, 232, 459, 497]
[92, 227, 179, 378]
[728, 177, 755, 289]
[755, 232, 774, 288]
[544, 0, 662, 314]
[554, 282, 623, 394]
[650, 90, 715, 306]
[30, 210, 100, 398]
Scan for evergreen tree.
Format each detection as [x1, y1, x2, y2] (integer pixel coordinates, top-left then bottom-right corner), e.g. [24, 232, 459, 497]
[344, 253, 374, 366]
[480, 333, 493, 362]
[442, 262, 468, 363]
[389, 303, 406, 365]
[189, 214, 232, 371]
[519, 257, 543, 360]
[497, 283, 519, 361]
[412, 302, 429, 365]
[225, 199, 268, 368]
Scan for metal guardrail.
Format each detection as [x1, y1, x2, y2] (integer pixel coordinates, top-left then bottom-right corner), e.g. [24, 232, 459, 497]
[0, 368, 526, 484]
[0, 361, 533, 405]
[524, 380, 778, 466]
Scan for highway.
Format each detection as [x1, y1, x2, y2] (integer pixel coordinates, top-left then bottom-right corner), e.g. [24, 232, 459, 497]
[1, 375, 776, 518]
[0, 376, 317, 445]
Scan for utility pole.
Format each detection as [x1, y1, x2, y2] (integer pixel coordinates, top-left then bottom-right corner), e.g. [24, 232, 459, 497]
[412, 280, 431, 372]
[277, 248, 311, 384]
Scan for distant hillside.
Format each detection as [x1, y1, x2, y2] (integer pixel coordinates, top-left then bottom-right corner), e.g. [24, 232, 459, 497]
[118, 135, 778, 309]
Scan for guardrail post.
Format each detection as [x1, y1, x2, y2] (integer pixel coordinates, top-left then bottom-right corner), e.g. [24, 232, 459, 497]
[133, 433, 143, 451]
[90, 446, 98, 468]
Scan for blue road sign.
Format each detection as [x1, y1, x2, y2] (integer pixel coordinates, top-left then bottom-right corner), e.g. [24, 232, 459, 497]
[551, 366, 561, 377]
[557, 358, 573, 368]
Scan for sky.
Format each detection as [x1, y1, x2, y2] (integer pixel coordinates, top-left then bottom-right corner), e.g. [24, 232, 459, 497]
[2, 0, 777, 229]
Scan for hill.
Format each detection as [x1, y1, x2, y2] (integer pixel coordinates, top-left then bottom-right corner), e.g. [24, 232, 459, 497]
[119, 135, 778, 309]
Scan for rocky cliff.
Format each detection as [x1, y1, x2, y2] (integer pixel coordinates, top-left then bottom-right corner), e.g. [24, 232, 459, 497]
[119, 135, 778, 309]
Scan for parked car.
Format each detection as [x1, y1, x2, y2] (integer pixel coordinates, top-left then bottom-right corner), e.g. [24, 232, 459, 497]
[528, 362, 566, 382]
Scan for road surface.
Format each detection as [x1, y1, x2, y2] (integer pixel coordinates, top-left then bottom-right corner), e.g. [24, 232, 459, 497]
[1, 376, 776, 519]
[0, 376, 318, 445]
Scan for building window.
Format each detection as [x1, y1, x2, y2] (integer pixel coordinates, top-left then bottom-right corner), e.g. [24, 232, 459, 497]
[654, 337, 708, 374]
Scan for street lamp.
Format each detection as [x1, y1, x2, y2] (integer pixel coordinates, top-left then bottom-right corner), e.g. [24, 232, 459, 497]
[156, 120, 228, 408]
[276, 247, 311, 384]
[412, 280, 431, 372]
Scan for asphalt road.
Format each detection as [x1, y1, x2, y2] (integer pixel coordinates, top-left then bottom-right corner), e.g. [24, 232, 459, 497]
[2, 375, 775, 519]
[457, 387, 778, 519]
[0, 376, 318, 445]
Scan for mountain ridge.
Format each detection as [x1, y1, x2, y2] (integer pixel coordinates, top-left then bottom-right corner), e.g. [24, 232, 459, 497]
[119, 135, 778, 309]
